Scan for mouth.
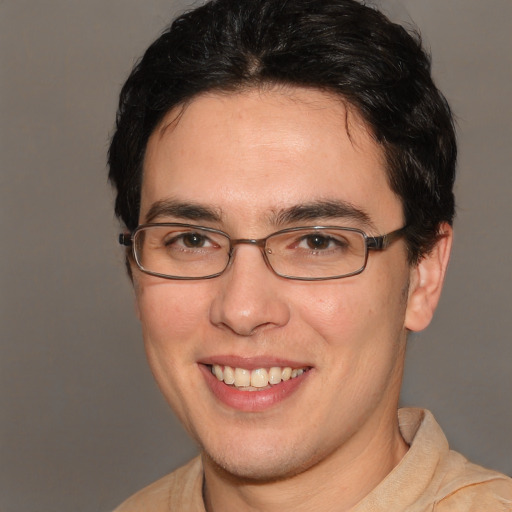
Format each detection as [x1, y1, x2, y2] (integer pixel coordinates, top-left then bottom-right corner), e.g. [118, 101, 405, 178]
[209, 364, 311, 391]
[200, 360, 312, 412]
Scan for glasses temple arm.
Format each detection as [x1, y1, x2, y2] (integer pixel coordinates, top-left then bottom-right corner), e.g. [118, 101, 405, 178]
[367, 225, 408, 250]
[119, 233, 132, 246]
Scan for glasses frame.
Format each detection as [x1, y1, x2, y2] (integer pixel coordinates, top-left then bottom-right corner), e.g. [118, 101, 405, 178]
[119, 223, 408, 281]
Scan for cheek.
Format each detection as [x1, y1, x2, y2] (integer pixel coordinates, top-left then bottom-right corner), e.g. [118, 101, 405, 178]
[295, 271, 408, 352]
[134, 280, 211, 420]
[296, 281, 375, 338]
[296, 275, 409, 413]
[135, 280, 211, 342]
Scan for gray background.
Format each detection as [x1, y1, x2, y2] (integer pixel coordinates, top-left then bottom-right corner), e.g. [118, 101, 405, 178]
[1, 1, 510, 511]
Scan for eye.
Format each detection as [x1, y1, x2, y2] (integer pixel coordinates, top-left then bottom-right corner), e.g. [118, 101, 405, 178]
[296, 234, 347, 251]
[181, 232, 209, 248]
[163, 230, 217, 250]
[299, 234, 332, 250]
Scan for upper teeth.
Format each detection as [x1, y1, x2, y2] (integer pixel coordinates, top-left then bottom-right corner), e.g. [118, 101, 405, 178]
[211, 364, 306, 389]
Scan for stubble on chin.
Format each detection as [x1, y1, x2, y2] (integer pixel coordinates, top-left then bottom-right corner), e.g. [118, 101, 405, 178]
[200, 440, 321, 484]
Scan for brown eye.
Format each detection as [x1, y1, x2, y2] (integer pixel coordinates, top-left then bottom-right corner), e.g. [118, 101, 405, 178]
[305, 235, 331, 250]
[182, 232, 207, 248]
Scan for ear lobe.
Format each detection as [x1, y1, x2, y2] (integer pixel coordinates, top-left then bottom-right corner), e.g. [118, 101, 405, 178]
[405, 223, 453, 332]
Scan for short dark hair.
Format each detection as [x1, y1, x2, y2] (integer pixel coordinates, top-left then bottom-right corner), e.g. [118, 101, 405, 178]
[108, 0, 456, 263]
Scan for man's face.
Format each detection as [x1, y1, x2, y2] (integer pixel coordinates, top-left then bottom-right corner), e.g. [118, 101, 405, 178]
[135, 87, 415, 480]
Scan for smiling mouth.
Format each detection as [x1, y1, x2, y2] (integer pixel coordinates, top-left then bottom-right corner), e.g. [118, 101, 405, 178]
[209, 364, 310, 391]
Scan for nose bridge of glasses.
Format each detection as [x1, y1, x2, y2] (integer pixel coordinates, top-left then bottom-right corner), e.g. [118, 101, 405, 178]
[227, 238, 272, 270]
[229, 238, 268, 251]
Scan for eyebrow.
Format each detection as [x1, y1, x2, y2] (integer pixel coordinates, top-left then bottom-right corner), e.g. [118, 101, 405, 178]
[144, 199, 222, 223]
[270, 200, 374, 228]
[143, 198, 374, 230]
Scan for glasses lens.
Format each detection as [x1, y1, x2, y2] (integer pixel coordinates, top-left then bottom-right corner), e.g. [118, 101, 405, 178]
[134, 225, 230, 278]
[266, 227, 367, 279]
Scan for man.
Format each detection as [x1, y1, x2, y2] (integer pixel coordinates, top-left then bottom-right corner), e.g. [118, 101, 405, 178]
[108, 0, 512, 510]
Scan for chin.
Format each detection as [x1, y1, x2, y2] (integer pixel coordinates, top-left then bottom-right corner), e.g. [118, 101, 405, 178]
[205, 454, 307, 483]
[200, 435, 320, 483]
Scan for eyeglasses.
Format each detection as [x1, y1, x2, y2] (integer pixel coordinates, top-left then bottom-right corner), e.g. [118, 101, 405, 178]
[119, 223, 408, 281]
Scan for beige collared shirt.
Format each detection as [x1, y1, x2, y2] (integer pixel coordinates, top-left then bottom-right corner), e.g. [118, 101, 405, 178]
[114, 408, 512, 511]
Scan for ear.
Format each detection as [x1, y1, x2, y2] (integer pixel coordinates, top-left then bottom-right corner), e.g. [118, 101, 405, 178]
[405, 223, 453, 332]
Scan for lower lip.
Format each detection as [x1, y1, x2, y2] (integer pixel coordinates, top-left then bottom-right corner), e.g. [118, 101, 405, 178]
[199, 364, 310, 412]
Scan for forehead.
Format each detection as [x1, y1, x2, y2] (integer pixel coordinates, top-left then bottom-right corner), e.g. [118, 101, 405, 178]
[141, 87, 402, 230]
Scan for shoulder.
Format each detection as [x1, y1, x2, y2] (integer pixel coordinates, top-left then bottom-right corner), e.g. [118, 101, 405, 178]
[435, 452, 512, 511]
[113, 457, 204, 512]
[393, 409, 512, 511]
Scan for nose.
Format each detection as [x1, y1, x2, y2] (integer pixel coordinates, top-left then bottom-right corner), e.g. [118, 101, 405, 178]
[209, 244, 291, 336]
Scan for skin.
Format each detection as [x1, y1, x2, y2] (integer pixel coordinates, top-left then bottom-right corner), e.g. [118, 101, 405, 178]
[134, 86, 452, 511]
